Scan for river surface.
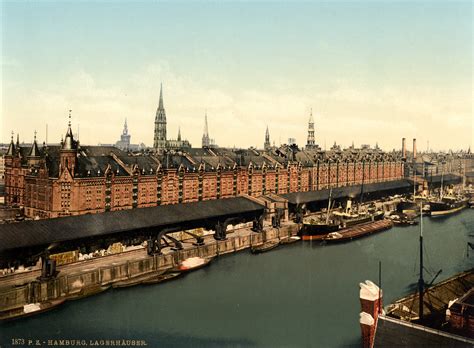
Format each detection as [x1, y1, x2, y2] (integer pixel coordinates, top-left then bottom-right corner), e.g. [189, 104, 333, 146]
[1, 210, 473, 347]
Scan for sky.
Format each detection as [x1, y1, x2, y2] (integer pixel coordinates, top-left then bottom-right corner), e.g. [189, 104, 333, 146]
[1, 0, 472, 151]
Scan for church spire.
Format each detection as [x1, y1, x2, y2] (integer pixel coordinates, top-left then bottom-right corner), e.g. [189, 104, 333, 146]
[154, 83, 167, 150]
[159, 83, 164, 109]
[123, 118, 128, 135]
[202, 111, 210, 147]
[177, 127, 181, 141]
[306, 108, 316, 149]
[264, 126, 271, 150]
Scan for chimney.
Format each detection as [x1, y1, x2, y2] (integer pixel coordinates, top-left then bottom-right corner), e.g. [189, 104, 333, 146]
[360, 312, 375, 348]
[413, 138, 417, 160]
[402, 138, 406, 159]
[359, 280, 383, 348]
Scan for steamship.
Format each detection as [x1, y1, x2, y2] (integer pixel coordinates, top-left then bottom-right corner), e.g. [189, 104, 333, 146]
[300, 200, 384, 240]
[428, 195, 468, 217]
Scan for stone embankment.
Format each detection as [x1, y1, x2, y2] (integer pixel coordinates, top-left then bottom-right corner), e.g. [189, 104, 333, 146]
[0, 224, 298, 313]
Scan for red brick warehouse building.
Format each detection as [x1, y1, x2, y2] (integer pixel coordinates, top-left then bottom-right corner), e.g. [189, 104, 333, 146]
[4, 86, 405, 219]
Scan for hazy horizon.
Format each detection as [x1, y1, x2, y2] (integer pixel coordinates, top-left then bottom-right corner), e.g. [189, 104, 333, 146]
[1, 1, 472, 152]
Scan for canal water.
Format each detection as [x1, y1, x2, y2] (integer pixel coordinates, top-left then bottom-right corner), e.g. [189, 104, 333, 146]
[1, 210, 473, 347]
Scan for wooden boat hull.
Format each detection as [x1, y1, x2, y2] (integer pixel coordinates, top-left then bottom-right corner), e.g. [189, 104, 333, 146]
[393, 220, 418, 226]
[0, 299, 66, 321]
[322, 219, 393, 243]
[170, 257, 213, 273]
[112, 270, 167, 289]
[302, 234, 329, 241]
[68, 284, 110, 300]
[251, 240, 279, 254]
[430, 203, 467, 217]
[279, 236, 301, 245]
[142, 272, 182, 285]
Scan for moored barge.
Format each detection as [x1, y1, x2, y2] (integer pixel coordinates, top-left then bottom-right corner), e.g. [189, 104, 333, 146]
[323, 219, 393, 243]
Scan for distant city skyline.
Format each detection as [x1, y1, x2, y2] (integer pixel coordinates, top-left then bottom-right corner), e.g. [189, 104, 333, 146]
[1, 1, 472, 151]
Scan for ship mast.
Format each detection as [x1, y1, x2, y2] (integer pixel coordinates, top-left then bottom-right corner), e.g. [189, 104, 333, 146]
[462, 159, 466, 190]
[326, 187, 333, 225]
[440, 164, 444, 200]
[418, 202, 424, 322]
[413, 165, 416, 197]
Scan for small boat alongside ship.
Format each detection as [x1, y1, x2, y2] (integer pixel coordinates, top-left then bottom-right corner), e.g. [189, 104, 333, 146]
[389, 212, 418, 226]
[251, 240, 280, 253]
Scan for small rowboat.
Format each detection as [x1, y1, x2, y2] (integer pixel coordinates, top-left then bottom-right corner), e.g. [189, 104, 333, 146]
[68, 284, 110, 300]
[251, 240, 279, 254]
[112, 270, 166, 289]
[170, 257, 213, 273]
[279, 236, 301, 245]
[141, 272, 182, 285]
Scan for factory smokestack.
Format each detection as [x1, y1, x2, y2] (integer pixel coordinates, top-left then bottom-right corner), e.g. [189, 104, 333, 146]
[402, 138, 406, 159]
[413, 138, 417, 160]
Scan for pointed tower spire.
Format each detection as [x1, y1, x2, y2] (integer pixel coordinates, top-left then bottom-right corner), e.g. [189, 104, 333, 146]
[306, 108, 316, 149]
[6, 131, 15, 156]
[264, 126, 271, 150]
[202, 111, 210, 148]
[62, 109, 77, 150]
[177, 126, 182, 141]
[14, 133, 21, 156]
[123, 118, 128, 135]
[159, 83, 164, 109]
[154, 83, 167, 150]
[28, 130, 40, 158]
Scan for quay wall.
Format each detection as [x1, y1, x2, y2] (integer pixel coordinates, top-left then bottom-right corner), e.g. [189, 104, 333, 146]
[0, 225, 298, 311]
